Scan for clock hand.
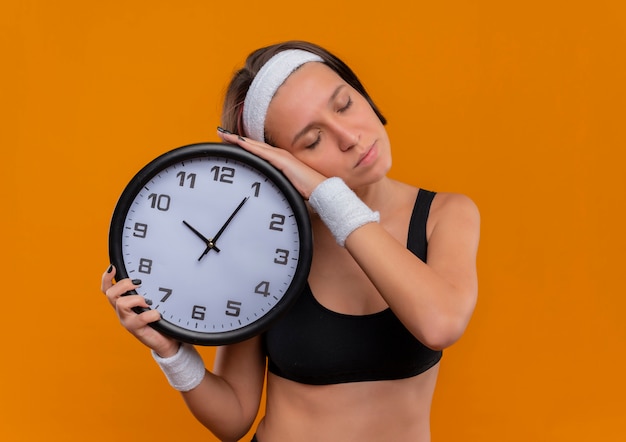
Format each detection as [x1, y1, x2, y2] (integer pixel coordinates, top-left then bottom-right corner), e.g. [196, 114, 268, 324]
[183, 220, 221, 254]
[182, 220, 210, 243]
[212, 196, 249, 244]
[197, 196, 249, 261]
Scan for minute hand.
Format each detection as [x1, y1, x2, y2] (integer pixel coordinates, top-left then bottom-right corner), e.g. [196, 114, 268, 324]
[199, 196, 249, 260]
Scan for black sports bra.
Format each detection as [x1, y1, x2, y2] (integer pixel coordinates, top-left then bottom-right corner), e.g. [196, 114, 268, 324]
[263, 189, 442, 385]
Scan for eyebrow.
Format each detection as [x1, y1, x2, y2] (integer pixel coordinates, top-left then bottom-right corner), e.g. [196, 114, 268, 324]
[291, 84, 347, 147]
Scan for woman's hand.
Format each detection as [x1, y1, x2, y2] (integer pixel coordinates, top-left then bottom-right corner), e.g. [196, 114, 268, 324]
[217, 129, 326, 199]
[101, 265, 180, 357]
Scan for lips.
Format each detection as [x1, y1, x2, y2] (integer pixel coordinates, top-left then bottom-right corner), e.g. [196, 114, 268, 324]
[355, 143, 377, 168]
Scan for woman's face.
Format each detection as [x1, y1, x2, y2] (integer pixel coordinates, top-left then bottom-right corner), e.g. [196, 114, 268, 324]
[264, 62, 392, 189]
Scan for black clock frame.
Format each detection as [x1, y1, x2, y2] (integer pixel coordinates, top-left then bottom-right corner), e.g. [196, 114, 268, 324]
[108, 142, 313, 346]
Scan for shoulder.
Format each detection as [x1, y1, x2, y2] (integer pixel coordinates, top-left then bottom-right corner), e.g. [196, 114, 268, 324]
[431, 192, 479, 215]
[428, 192, 480, 238]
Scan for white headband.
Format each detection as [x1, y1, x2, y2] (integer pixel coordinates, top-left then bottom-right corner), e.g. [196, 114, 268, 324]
[242, 49, 323, 142]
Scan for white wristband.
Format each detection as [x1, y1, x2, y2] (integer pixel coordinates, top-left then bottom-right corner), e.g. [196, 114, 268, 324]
[308, 177, 380, 246]
[151, 344, 205, 392]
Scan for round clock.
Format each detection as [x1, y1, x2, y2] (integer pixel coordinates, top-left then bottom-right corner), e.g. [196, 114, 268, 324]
[108, 142, 312, 346]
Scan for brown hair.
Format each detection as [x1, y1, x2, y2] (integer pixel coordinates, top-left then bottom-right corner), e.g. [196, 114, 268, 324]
[220, 40, 386, 142]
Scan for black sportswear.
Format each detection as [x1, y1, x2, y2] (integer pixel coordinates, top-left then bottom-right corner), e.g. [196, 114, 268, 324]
[263, 189, 442, 385]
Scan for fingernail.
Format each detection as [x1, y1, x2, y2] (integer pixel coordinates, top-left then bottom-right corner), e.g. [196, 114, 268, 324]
[217, 126, 232, 135]
[106, 264, 113, 273]
[145, 298, 153, 306]
[132, 279, 142, 285]
[238, 135, 246, 141]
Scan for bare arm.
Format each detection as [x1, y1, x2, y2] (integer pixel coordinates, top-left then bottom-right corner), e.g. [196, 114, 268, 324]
[101, 268, 266, 441]
[181, 337, 266, 442]
[345, 192, 480, 350]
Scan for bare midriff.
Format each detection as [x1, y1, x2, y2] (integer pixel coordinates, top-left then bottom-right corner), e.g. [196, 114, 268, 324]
[255, 363, 439, 442]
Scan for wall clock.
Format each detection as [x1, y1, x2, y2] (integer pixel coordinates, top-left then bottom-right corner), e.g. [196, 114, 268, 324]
[108, 143, 312, 345]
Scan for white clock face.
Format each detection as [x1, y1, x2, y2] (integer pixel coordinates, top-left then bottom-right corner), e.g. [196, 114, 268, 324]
[117, 150, 307, 341]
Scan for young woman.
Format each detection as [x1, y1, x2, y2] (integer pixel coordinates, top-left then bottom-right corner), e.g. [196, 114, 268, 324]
[102, 40, 480, 442]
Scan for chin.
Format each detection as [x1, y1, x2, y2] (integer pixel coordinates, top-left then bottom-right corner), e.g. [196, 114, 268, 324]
[372, 156, 392, 180]
[348, 171, 389, 190]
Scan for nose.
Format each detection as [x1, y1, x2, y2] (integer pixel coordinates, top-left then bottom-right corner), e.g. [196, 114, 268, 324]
[335, 124, 359, 152]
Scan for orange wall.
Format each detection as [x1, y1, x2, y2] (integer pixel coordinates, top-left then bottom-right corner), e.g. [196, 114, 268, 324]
[2, 1, 625, 440]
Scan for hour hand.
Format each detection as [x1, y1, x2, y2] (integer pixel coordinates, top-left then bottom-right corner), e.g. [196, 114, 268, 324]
[182, 220, 221, 255]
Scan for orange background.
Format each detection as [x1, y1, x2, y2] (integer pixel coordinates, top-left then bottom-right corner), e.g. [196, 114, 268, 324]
[2, 0, 625, 440]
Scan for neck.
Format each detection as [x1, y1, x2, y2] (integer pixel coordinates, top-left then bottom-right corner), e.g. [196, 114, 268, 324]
[352, 176, 397, 212]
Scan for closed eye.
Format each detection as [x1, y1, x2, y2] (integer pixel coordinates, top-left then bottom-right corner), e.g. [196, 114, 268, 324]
[338, 96, 353, 113]
[305, 130, 322, 149]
